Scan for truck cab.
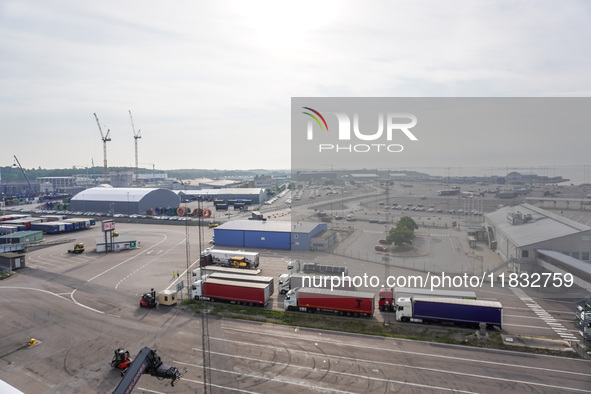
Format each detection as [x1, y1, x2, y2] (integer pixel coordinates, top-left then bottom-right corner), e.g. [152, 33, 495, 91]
[278, 273, 290, 294]
[394, 297, 413, 322]
[286, 260, 301, 273]
[378, 288, 394, 311]
[283, 289, 298, 310]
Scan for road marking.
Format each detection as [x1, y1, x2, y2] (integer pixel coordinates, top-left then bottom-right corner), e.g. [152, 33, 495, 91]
[219, 327, 591, 377]
[181, 354, 477, 394]
[189, 341, 590, 393]
[87, 233, 169, 282]
[510, 287, 574, 341]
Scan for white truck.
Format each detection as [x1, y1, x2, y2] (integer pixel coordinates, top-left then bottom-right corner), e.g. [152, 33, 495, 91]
[286, 260, 348, 276]
[200, 247, 259, 269]
[278, 272, 355, 294]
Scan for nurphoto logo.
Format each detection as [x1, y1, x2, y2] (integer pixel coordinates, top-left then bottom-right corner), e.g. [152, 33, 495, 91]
[302, 107, 418, 153]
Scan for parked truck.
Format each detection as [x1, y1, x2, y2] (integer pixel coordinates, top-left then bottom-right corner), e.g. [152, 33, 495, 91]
[286, 260, 348, 276]
[190, 278, 271, 306]
[378, 287, 477, 312]
[278, 273, 355, 294]
[200, 247, 259, 269]
[395, 297, 503, 328]
[284, 287, 374, 317]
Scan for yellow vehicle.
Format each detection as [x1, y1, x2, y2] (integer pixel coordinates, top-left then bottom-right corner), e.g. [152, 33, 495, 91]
[228, 256, 252, 269]
[208, 223, 219, 228]
[67, 243, 85, 254]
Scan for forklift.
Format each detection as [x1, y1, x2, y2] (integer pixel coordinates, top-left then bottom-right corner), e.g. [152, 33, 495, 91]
[110, 348, 133, 374]
[139, 288, 158, 308]
[67, 242, 85, 254]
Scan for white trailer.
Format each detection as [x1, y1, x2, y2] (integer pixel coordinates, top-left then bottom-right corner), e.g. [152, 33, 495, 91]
[201, 247, 259, 268]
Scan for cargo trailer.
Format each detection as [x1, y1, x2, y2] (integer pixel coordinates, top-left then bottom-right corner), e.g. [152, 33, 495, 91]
[395, 297, 502, 328]
[284, 287, 374, 317]
[191, 278, 271, 306]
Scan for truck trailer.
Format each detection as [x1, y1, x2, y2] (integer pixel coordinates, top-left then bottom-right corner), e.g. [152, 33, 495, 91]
[206, 272, 275, 296]
[284, 287, 374, 317]
[379, 287, 477, 312]
[200, 247, 259, 269]
[395, 297, 503, 328]
[286, 260, 348, 276]
[278, 273, 356, 294]
[191, 278, 271, 306]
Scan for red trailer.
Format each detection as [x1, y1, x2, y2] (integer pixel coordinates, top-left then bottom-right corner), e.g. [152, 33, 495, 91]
[191, 278, 271, 306]
[284, 287, 375, 317]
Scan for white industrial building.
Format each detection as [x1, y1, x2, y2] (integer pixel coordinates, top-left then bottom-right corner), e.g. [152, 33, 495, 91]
[71, 187, 180, 215]
[484, 203, 591, 263]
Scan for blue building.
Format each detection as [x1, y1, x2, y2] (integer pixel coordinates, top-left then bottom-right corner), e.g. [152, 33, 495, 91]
[214, 220, 326, 250]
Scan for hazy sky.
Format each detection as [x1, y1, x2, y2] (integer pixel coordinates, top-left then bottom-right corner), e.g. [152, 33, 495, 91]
[2, 1, 591, 174]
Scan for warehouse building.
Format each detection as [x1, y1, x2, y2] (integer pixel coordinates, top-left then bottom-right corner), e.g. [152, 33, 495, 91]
[71, 187, 180, 215]
[214, 220, 327, 250]
[0, 231, 43, 245]
[484, 203, 591, 263]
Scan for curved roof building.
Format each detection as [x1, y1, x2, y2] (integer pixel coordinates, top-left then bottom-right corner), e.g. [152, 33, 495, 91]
[71, 187, 180, 214]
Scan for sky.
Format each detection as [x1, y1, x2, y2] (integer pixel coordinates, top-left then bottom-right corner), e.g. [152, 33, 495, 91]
[1, 1, 591, 178]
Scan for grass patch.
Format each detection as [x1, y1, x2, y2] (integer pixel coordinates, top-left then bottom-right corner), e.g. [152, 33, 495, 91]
[181, 300, 581, 357]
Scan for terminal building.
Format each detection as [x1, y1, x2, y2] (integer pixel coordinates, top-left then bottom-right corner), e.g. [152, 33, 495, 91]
[484, 203, 591, 263]
[213, 220, 328, 250]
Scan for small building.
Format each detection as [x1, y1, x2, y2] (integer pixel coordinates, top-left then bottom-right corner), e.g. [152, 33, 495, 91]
[310, 230, 338, 251]
[96, 236, 140, 253]
[0, 231, 43, 245]
[0, 252, 25, 270]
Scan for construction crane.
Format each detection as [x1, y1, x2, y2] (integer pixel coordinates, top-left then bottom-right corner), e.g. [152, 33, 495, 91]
[94, 113, 111, 184]
[128, 110, 141, 187]
[13, 155, 33, 196]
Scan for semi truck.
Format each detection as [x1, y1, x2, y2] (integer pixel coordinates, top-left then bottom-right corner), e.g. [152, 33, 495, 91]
[395, 297, 503, 328]
[278, 273, 355, 294]
[190, 278, 271, 306]
[284, 287, 374, 317]
[201, 247, 259, 269]
[378, 287, 477, 312]
[286, 260, 348, 276]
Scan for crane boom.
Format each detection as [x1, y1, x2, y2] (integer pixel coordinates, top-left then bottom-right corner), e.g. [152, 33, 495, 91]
[112, 347, 186, 394]
[13, 155, 33, 195]
[129, 110, 141, 187]
[94, 113, 111, 183]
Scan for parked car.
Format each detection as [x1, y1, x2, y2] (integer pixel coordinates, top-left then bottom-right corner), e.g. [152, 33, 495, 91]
[375, 245, 388, 252]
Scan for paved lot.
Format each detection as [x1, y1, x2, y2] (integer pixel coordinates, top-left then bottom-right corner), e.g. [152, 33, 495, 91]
[1, 195, 590, 392]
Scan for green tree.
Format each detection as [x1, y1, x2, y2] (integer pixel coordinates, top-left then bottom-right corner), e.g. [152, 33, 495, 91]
[386, 225, 414, 246]
[398, 216, 418, 231]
